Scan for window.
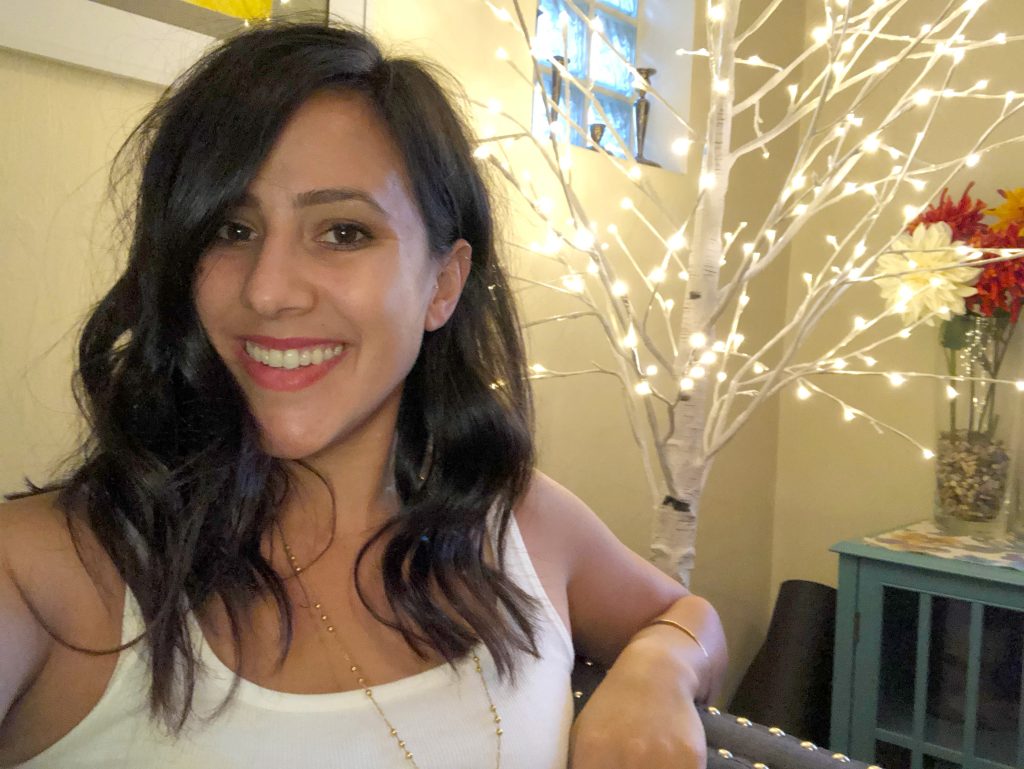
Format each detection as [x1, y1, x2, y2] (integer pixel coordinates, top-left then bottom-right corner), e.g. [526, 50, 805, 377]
[532, 0, 640, 158]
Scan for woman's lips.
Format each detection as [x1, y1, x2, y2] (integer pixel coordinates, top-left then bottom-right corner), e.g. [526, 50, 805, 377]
[237, 338, 348, 392]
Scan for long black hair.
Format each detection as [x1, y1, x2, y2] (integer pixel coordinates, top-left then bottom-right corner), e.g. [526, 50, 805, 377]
[18, 21, 538, 732]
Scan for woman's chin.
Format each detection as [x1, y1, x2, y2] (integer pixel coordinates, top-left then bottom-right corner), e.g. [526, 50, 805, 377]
[256, 428, 329, 461]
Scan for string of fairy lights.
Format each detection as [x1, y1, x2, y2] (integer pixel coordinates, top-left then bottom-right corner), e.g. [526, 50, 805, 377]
[472, 0, 1024, 477]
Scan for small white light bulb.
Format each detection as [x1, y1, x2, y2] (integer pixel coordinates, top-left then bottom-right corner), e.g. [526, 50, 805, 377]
[668, 230, 687, 250]
[671, 137, 692, 156]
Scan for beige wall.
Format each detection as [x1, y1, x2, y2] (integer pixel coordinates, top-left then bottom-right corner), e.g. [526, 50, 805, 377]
[0, 49, 161, 492]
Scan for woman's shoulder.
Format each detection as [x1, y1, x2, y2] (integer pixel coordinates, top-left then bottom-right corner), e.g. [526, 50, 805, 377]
[511, 471, 607, 594]
[0, 490, 124, 654]
[514, 471, 689, 665]
[514, 470, 613, 567]
[0, 492, 126, 763]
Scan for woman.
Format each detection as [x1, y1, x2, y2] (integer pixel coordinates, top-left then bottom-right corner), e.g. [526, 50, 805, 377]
[0, 22, 725, 769]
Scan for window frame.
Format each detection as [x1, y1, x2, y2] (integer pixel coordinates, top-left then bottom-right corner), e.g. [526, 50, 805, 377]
[533, 0, 642, 158]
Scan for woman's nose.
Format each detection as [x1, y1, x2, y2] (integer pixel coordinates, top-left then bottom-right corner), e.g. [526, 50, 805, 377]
[241, 233, 316, 318]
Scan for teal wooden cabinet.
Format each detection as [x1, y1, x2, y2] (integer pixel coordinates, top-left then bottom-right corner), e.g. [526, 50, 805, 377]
[830, 532, 1024, 769]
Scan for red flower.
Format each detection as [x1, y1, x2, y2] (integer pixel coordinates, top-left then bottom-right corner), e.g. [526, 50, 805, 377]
[908, 183, 988, 242]
[964, 223, 1024, 321]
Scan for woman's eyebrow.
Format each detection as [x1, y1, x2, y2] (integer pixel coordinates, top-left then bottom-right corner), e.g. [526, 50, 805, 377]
[234, 188, 389, 217]
[295, 187, 389, 215]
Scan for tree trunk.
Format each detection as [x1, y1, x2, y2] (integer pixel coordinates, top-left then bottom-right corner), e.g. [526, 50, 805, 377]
[651, 0, 738, 585]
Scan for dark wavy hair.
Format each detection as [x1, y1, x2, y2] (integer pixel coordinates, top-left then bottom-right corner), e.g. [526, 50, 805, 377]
[18, 21, 538, 731]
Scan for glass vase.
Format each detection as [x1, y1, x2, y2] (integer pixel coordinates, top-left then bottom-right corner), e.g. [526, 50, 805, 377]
[934, 314, 1024, 537]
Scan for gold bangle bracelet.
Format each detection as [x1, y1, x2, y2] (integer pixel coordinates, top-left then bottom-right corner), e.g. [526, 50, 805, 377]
[648, 618, 711, 659]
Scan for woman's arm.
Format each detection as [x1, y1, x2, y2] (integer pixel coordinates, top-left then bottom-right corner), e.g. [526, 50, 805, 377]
[516, 472, 727, 769]
[0, 511, 53, 736]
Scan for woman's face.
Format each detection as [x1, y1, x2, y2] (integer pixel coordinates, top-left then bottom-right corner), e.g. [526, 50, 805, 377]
[194, 91, 470, 460]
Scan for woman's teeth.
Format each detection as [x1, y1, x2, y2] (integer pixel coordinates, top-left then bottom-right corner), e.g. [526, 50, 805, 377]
[244, 342, 345, 369]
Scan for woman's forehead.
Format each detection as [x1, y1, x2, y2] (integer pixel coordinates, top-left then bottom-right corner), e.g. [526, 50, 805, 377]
[244, 91, 418, 222]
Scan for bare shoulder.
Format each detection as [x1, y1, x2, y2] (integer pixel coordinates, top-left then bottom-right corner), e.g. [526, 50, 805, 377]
[515, 471, 687, 665]
[512, 470, 613, 580]
[514, 470, 644, 577]
[0, 490, 123, 651]
[0, 493, 63, 730]
[0, 492, 125, 761]
[514, 470, 594, 549]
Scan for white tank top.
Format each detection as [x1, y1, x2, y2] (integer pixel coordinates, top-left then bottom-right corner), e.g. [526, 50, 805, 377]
[16, 516, 575, 768]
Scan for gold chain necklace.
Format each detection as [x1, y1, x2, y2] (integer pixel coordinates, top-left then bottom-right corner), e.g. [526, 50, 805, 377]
[277, 526, 503, 768]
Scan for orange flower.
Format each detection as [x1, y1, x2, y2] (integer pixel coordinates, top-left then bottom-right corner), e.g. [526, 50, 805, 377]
[986, 187, 1024, 233]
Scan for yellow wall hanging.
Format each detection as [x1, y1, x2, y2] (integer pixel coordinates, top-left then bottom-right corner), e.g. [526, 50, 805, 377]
[182, 0, 273, 21]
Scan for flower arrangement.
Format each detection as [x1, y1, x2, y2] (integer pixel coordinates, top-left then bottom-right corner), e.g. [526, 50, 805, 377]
[879, 184, 1024, 531]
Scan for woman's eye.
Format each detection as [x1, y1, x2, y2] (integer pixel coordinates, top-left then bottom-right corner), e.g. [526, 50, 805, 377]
[215, 222, 255, 242]
[321, 223, 370, 248]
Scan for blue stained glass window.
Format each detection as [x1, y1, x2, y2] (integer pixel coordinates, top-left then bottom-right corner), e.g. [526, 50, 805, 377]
[532, 0, 640, 153]
[589, 8, 636, 94]
[536, 0, 589, 78]
[588, 93, 632, 157]
[598, 0, 638, 16]
[536, 71, 588, 145]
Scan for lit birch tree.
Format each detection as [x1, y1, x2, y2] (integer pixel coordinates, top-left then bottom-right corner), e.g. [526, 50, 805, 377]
[474, 0, 1024, 583]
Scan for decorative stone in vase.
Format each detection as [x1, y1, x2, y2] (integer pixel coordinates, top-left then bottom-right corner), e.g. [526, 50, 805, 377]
[934, 314, 1024, 537]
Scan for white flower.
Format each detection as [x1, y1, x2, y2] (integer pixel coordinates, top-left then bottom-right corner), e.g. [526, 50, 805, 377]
[876, 222, 980, 326]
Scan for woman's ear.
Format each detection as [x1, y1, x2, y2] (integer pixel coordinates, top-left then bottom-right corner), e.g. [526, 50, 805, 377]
[424, 239, 472, 332]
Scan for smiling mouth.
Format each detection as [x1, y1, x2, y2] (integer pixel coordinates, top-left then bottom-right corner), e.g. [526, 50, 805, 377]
[244, 341, 346, 369]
